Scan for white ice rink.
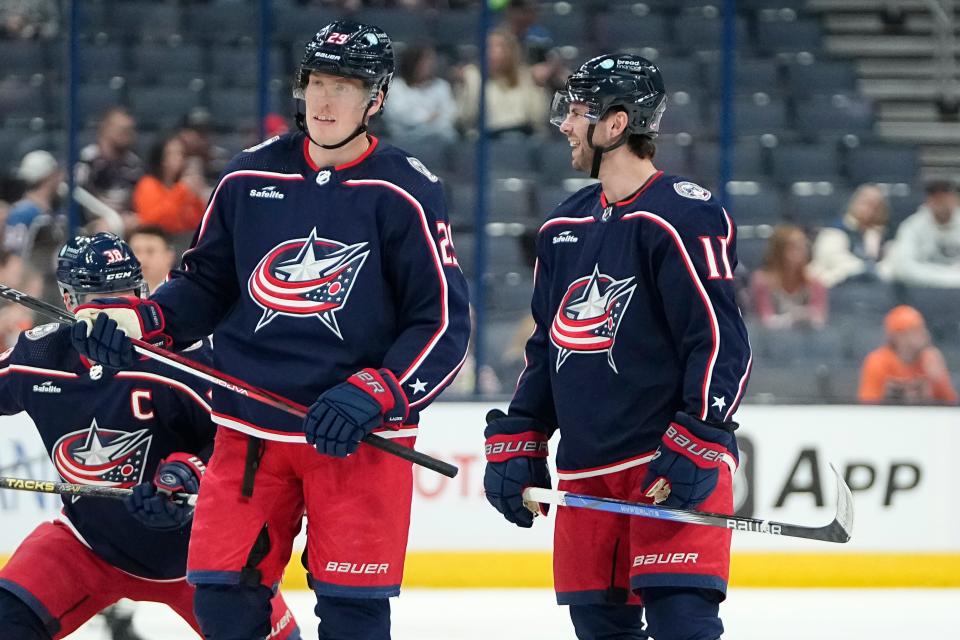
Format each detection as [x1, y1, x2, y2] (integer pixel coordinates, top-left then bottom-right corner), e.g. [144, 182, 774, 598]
[66, 588, 959, 639]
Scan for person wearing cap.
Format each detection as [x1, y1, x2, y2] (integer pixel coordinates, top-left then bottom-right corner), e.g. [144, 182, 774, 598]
[890, 180, 960, 288]
[859, 305, 957, 404]
[5, 149, 63, 256]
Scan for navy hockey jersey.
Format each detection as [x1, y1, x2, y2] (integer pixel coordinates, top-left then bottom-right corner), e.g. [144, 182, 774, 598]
[0, 324, 215, 580]
[150, 133, 471, 441]
[511, 172, 752, 473]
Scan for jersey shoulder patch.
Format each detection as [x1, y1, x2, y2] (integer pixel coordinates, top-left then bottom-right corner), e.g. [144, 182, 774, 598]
[406, 156, 439, 183]
[24, 323, 60, 341]
[673, 181, 712, 201]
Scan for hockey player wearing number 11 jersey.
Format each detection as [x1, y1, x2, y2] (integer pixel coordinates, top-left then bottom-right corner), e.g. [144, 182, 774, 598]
[483, 55, 752, 640]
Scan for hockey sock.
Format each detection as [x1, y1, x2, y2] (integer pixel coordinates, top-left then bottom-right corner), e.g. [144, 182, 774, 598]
[194, 584, 273, 640]
[568, 603, 648, 640]
[314, 595, 390, 640]
[0, 589, 52, 640]
[641, 587, 723, 640]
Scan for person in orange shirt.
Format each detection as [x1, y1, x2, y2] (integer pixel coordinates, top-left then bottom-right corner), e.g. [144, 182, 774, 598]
[132, 133, 208, 240]
[859, 305, 958, 404]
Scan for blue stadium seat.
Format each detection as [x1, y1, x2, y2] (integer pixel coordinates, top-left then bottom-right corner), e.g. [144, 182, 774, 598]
[539, 3, 590, 48]
[356, 9, 428, 44]
[538, 139, 582, 185]
[653, 138, 690, 175]
[702, 57, 782, 96]
[785, 60, 858, 97]
[771, 143, 841, 184]
[209, 45, 285, 87]
[434, 9, 481, 49]
[796, 94, 874, 138]
[108, 2, 182, 43]
[845, 145, 918, 185]
[389, 135, 451, 177]
[596, 12, 672, 52]
[662, 94, 704, 134]
[0, 40, 47, 78]
[184, 3, 258, 43]
[829, 279, 896, 317]
[127, 85, 202, 130]
[691, 140, 766, 183]
[786, 187, 852, 226]
[674, 15, 748, 54]
[899, 286, 960, 342]
[489, 138, 538, 177]
[131, 44, 206, 85]
[75, 82, 125, 126]
[724, 184, 782, 225]
[206, 86, 282, 128]
[711, 95, 788, 136]
[488, 179, 538, 224]
[0, 78, 47, 126]
[77, 43, 127, 82]
[755, 19, 822, 55]
[272, 6, 336, 44]
[445, 181, 476, 229]
[734, 235, 768, 271]
[656, 57, 702, 94]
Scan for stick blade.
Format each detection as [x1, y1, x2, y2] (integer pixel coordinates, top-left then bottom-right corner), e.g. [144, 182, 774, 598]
[828, 463, 855, 543]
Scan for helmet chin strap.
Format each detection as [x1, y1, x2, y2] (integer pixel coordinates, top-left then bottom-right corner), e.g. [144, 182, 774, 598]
[586, 123, 630, 179]
[295, 98, 375, 151]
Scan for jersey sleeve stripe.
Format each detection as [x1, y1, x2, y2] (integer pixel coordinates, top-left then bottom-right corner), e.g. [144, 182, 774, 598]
[114, 371, 211, 413]
[343, 179, 454, 385]
[0, 365, 79, 379]
[622, 211, 721, 421]
[187, 170, 305, 258]
[725, 352, 752, 421]
[538, 216, 595, 234]
[409, 348, 468, 409]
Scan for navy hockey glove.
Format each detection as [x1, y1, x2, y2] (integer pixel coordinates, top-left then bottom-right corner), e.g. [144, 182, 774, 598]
[125, 453, 204, 531]
[71, 296, 171, 368]
[304, 368, 409, 458]
[642, 413, 738, 510]
[484, 409, 551, 528]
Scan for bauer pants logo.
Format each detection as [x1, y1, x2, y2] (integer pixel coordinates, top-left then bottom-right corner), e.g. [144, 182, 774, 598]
[325, 561, 390, 575]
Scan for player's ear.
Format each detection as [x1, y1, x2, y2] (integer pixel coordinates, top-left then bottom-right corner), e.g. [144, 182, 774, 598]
[366, 90, 384, 118]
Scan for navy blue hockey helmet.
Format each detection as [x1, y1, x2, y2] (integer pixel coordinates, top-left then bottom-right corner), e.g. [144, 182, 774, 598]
[550, 53, 667, 137]
[56, 233, 146, 306]
[294, 20, 394, 103]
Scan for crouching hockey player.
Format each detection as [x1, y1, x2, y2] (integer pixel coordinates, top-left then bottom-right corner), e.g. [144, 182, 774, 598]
[0, 233, 300, 640]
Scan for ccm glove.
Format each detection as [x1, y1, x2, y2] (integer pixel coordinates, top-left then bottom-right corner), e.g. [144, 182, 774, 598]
[642, 412, 738, 510]
[71, 296, 171, 368]
[125, 453, 205, 531]
[304, 368, 409, 458]
[483, 409, 551, 528]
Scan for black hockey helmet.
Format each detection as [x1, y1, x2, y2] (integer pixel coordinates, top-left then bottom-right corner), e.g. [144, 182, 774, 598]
[56, 232, 146, 306]
[294, 20, 394, 103]
[551, 53, 667, 137]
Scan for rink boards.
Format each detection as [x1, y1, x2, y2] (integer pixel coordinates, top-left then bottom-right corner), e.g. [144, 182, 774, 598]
[1, 404, 957, 587]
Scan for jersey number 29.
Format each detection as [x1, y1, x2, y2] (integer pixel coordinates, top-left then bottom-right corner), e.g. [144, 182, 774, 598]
[437, 222, 459, 267]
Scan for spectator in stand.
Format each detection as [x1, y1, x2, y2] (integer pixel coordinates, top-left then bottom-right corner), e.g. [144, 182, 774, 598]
[890, 180, 960, 288]
[810, 184, 892, 287]
[384, 43, 459, 143]
[455, 27, 548, 138]
[177, 107, 228, 185]
[501, 0, 553, 64]
[5, 150, 63, 256]
[75, 107, 143, 226]
[0, 0, 58, 39]
[859, 305, 957, 404]
[127, 225, 177, 294]
[750, 224, 828, 329]
[131, 133, 207, 245]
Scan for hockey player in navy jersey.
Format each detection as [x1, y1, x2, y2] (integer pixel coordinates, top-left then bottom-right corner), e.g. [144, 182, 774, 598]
[71, 20, 471, 640]
[0, 233, 299, 640]
[482, 55, 753, 640]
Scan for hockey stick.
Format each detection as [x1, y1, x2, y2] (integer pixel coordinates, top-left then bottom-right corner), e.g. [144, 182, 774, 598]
[523, 463, 854, 543]
[0, 475, 197, 507]
[0, 284, 458, 478]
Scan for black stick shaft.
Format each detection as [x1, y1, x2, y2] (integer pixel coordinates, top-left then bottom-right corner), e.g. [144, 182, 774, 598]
[0, 284, 458, 478]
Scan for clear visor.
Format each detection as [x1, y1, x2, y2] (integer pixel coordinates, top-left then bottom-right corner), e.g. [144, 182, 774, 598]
[549, 92, 602, 128]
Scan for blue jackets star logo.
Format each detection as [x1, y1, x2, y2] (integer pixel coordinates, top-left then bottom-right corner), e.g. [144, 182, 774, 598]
[550, 264, 636, 373]
[52, 419, 152, 496]
[248, 228, 370, 336]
